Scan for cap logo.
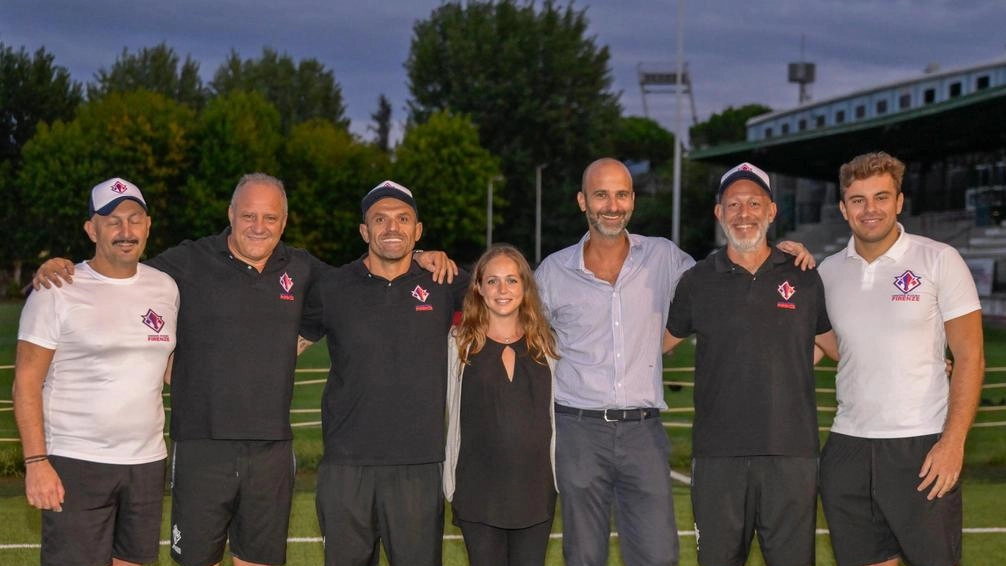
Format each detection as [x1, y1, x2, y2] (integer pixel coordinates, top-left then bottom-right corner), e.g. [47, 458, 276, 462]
[361, 179, 418, 219]
[739, 164, 752, 172]
[141, 308, 165, 333]
[110, 180, 129, 194]
[380, 181, 408, 194]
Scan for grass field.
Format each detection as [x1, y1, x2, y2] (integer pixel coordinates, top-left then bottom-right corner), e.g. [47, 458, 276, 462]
[0, 300, 1004, 565]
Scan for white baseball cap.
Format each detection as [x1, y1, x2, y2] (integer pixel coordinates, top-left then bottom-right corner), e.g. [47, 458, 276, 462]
[89, 177, 147, 216]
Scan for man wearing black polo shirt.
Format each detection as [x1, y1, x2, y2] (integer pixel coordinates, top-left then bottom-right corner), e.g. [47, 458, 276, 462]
[34, 173, 324, 566]
[665, 163, 836, 566]
[301, 180, 469, 566]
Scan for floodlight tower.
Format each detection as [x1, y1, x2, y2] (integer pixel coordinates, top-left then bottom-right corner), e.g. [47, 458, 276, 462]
[788, 35, 816, 104]
[636, 62, 698, 129]
[636, 2, 694, 245]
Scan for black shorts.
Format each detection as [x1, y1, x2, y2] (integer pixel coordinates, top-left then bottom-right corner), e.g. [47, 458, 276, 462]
[820, 432, 962, 566]
[691, 455, 817, 566]
[42, 456, 165, 566]
[170, 439, 295, 566]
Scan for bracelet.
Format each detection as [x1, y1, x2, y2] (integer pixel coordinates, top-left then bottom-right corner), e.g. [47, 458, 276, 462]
[412, 249, 425, 256]
[23, 455, 48, 465]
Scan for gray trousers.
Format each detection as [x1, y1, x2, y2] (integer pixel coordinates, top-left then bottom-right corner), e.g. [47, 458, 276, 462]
[555, 412, 678, 566]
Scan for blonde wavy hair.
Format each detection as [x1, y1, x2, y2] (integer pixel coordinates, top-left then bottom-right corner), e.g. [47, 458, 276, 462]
[455, 244, 558, 366]
[838, 151, 906, 199]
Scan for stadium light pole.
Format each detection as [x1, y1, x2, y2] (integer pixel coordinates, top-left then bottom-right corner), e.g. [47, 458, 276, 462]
[487, 175, 503, 248]
[535, 163, 547, 265]
[672, 0, 685, 245]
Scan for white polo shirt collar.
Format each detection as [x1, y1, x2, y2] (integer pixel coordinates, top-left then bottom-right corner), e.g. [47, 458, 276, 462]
[843, 222, 909, 263]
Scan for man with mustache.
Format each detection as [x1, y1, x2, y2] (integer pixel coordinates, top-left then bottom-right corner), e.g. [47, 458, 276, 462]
[664, 162, 835, 566]
[817, 152, 984, 566]
[300, 181, 470, 566]
[15, 178, 178, 566]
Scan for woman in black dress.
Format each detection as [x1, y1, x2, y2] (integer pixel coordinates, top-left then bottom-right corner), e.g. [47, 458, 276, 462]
[444, 244, 558, 566]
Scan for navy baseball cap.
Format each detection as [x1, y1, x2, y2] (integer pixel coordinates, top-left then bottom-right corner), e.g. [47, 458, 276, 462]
[717, 162, 773, 201]
[361, 180, 417, 219]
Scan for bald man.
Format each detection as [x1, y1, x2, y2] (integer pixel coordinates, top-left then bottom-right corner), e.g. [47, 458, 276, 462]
[535, 158, 692, 566]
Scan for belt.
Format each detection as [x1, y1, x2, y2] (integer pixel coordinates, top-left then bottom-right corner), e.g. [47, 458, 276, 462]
[555, 404, 660, 422]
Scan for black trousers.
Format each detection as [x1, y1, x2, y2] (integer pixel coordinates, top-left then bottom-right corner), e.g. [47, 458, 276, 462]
[456, 516, 554, 566]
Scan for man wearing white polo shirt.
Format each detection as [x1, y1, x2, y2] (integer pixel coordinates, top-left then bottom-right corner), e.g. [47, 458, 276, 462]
[818, 152, 985, 566]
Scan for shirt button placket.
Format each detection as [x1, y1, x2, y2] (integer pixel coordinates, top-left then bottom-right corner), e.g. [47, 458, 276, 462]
[611, 289, 626, 406]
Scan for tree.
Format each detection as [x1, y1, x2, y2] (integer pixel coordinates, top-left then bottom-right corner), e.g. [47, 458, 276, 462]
[210, 48, 349, 132]
[624, 157, 718, 261]
[281, 119, 390, 264]
[0, 42, 82, 289]
[88, 43, 207, 108]
[612, 116, 675, 168]
[0, 43, 82, 164]
[689, 104, 771, 149]
[392, 111, 502, 263]
[17, 91, 195, 260]
[369, 94, 393, 152]
[179, 91, 283, 240]
[406, 0, 621, 256]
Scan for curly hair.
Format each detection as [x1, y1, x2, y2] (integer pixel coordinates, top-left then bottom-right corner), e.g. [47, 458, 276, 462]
[838, 151, 906, 200]
[455, 244, 557, 366]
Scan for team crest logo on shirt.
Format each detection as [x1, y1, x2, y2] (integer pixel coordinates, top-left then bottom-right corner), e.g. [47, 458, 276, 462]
[110, 180, 129, 194]
[280, 272, 294, 293]
[893, 270, 922, 294]
[278, 272, 295, 301]
[892, 269, 922, 302]
[412, 284, 433, 311]
[412, 285, 430, 302]
[142, 308, 170, 341]
[776, 280, 797, 309]
[142, 308, 165, 332]
[777, 281, 796, 301]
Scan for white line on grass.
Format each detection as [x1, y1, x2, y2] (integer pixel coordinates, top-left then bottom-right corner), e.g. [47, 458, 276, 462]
[670, 470, 691, 485]
[973, 421, 1006, 427]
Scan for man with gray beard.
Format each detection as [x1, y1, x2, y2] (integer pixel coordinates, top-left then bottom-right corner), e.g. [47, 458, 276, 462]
[665, 162, 836, 566]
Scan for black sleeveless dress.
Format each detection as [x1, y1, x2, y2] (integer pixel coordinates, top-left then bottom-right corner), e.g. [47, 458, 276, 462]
[452, 337, 556, 528]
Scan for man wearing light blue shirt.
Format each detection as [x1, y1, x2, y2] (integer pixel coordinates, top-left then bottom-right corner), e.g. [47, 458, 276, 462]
[535, 158, 694, 566]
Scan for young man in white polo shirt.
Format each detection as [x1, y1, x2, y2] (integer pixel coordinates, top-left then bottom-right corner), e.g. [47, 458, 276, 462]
[817, 152, 985, 566]
[14, 178, 178, 566]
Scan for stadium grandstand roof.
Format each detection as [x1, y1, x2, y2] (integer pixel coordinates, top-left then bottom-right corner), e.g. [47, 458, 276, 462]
[692, 57, 1006, 182]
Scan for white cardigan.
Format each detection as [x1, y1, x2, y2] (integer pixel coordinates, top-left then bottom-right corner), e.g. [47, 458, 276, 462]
[443, 331, 557, 501]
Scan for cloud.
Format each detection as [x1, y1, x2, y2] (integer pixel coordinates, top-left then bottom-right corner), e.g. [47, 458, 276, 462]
[2, 0, 1003, 141]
